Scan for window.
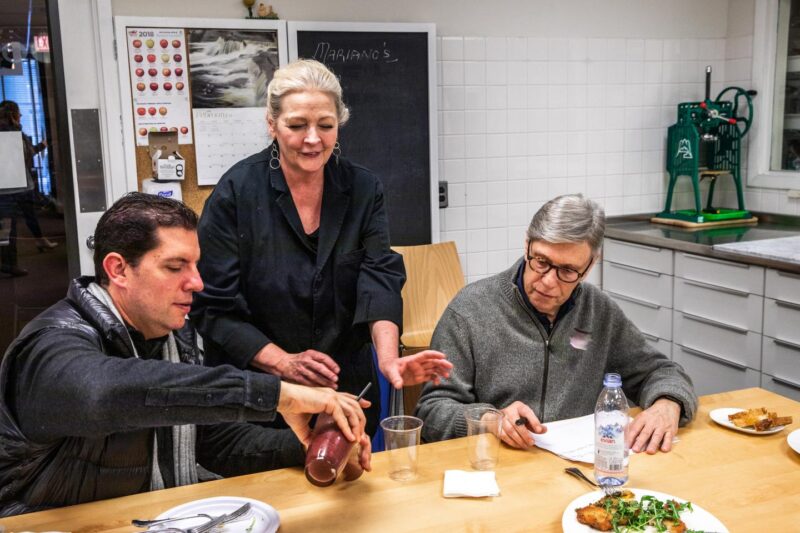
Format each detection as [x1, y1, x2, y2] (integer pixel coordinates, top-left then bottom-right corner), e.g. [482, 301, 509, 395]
[750, 0, 800, 188]
[0, 57, 52, 195]
[773, 0, 800, 170]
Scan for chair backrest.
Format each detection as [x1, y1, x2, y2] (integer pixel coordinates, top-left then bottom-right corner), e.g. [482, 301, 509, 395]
[393, 241, 465, 349]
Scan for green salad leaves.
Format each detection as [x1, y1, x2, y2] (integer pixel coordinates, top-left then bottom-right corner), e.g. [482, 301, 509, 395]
[602, 494, 695, 532]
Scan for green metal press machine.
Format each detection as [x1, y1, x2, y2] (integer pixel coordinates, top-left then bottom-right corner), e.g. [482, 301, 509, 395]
[654, 66, 757, 227]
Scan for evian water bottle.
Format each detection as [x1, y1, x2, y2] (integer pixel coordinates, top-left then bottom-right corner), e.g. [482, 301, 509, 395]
[594, 373, 629, 491]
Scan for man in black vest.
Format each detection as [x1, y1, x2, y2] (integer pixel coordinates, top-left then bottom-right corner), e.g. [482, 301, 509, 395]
[0, 193, 370, 517]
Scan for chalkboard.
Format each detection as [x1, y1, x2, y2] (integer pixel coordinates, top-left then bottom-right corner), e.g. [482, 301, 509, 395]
[290, 23, 438, 246]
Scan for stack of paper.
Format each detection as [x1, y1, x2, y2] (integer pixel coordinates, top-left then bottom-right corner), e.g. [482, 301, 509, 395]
[532, 414, 596, 464]
[532, 413, 678, 463]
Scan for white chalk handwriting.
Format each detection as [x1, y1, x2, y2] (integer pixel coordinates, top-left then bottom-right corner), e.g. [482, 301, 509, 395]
[312, 41, 399, 64]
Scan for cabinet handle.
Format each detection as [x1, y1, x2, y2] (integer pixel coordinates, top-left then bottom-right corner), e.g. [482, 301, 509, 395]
[775, 299, 800, 312]
[682, 252, 750, 269]
[609, 239, 663, 253]
[682, 278, 749, 298]
[610, 262, 662, 278]
[771, 375, 800, 391]
[773, 337, 800, 352]
[606, 290, 661, 310]
[680, 311, 748, 335]
[776, 270, 800, 280]
[676, 343, 747, 370]
[641, 332, 660, 342]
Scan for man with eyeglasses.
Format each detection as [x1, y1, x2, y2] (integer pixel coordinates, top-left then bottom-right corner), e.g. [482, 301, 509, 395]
[416, 194, 697, 454]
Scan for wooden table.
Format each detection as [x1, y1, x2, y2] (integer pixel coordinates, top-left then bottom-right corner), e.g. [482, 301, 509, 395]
[3, 388, 799, 532]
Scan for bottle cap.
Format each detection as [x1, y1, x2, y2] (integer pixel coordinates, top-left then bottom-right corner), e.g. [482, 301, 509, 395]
[603, 373, 622, 387]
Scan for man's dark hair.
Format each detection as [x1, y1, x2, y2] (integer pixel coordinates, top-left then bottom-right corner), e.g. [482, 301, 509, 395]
[93, 192, 198, 286]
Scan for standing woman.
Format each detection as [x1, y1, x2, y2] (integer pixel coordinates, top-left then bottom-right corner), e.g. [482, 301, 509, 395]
[191, 60, 451, 434]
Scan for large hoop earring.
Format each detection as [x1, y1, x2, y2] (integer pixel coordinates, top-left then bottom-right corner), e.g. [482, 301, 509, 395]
[269, 143, 281, 170]
[333, 141, 341, 164]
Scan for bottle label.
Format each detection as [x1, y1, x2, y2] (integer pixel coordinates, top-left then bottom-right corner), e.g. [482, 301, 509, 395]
[595, 414, 627, 473]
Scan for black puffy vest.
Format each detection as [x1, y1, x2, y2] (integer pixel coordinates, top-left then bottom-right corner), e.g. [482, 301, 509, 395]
[0, 277, 200, 517]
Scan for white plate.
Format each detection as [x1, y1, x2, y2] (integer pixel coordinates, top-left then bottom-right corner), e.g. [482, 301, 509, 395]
[789, 429, 800, 454]
[150, 496, 279, 533]
[561, 488, 728, 533]
[709, 407, 787, 435]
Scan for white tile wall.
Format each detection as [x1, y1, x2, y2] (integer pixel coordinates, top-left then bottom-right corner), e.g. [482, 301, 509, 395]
[437, 36, 735, 282]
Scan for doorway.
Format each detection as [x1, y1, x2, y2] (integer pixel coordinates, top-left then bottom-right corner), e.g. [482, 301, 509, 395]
[0, 0, 74, 354]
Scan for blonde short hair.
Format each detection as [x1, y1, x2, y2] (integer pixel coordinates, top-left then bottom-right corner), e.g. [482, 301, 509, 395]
[266, 59, 350, 125]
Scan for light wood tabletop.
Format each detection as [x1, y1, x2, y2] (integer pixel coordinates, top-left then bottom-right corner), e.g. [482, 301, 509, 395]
[3, 387, 799, 532]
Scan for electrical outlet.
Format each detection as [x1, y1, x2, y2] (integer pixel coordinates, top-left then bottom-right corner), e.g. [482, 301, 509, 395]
[788, 190, 800, 199]
[438, 181, 448, 208]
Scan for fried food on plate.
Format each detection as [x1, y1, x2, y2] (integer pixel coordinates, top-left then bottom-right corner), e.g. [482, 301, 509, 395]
[575, 490, 635, 531]
[575, 490, 688, 532]
[728, 407, 793, 431]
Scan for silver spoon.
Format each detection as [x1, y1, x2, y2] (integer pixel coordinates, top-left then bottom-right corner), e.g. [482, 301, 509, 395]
[564, 467, 621, 496]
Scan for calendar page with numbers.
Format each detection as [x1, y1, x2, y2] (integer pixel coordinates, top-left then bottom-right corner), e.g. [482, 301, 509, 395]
[187, 28, 278, 186]
[193, 107, 269, 185]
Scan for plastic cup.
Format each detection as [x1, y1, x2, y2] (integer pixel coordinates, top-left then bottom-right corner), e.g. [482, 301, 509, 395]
[464, 407, 504, 470]
[304, 413, 356, 487]
[380, 415, 423, 481]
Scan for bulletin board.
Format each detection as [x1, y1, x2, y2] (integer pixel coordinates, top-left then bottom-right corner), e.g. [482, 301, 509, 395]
[289, 22, 439, 245]
[114, 17, 287, 215]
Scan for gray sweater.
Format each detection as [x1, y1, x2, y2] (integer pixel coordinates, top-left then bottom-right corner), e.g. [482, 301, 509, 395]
[415, 260, 698, 442]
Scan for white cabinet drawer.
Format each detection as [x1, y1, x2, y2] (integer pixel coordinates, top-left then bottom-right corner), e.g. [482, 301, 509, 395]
[644, 335, 672, 359]
[673, 310, 760, 369]
[672, 344, 761, 396]
[762, 336, 800, 385]
[762, 373, 800, 402]
[764, 298, 800, 344]
[674, 277, 763, 333]
[603, 261, 673, 308]
[604, 239, 673, 275]
[608, 292, 672, 340]
[675, 252, 764, 295]
[765, 269, 800, 305]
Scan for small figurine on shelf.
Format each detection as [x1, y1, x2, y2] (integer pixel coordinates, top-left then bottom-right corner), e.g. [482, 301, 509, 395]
[256, 3, 279, 19]
[244, 0, 279, 19]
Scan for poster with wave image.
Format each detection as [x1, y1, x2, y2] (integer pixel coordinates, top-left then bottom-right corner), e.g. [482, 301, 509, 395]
[188, 29, 278, 108]
[188, 28, 278, 185]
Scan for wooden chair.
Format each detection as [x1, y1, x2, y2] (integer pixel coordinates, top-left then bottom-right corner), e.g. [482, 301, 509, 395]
[392, 241, 465, 415]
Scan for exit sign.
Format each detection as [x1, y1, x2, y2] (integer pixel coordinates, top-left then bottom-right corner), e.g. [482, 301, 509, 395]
[34, 34, 49, 53]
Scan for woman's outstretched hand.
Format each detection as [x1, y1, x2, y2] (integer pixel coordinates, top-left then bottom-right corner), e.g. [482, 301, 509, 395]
[379, 350, 453, 389]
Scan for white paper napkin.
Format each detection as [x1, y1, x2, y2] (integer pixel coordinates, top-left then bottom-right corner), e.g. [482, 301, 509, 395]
[442, 469, 501, 498]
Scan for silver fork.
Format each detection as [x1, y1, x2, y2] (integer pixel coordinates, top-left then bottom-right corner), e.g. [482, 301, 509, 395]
[141, 502, 251, 533]
[564, 467, 621, 496]
[132, 513, 213, 528]
[189, 502, 251, 533]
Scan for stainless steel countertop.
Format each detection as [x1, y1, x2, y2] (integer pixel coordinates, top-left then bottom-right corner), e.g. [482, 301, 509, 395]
[604, 212, 800, 273]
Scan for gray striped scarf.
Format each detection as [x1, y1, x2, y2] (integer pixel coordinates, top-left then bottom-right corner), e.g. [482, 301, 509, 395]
[87, 282, 198, 489]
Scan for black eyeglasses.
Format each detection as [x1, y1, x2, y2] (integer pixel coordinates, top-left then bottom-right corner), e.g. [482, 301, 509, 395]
[526, 245, 594, 284]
